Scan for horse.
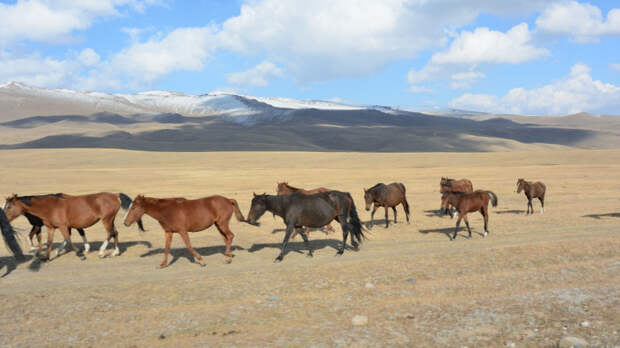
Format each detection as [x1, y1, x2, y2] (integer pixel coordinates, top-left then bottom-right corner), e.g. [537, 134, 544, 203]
[0, 209, 23, 259]
[3, 192, 140, 261]
[439, 177, 473, 194]
[3, 194, 89, 254]
[516, 179, 546, 214]
[246, 191, 364, 262]
[441, 190, 498, 240]
[276, 182, 336, 236]
[363, 182, 410, 229]
[123, 195, 245, 268]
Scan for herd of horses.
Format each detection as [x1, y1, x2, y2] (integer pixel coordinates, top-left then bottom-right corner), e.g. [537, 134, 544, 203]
[0, 178, 546, 268]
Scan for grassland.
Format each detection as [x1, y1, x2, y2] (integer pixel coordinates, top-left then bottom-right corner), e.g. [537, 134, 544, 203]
[0, 149, 619, 347]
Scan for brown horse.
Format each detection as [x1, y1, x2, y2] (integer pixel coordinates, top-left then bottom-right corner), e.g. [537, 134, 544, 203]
[439, 177, 473, 193]
[363, 182, 410, 229]
[441, 190, 498, 240]
[516, 179, 546, 214]
[276, 182, 335, 236]
[123, 195, 245, 268]
[3, 192, 138, 261]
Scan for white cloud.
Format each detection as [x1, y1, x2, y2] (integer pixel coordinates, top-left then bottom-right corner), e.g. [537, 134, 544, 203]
[408, 23, 547, 91]
[78, 48, 100, 66]
[0, 0, 159, 46]
[227, 61, 283, 87]
[0, 51, 80, 87]
[536, 1, 620, 43]
[431, 23, 549, 65]
[449, 63, 620, 115]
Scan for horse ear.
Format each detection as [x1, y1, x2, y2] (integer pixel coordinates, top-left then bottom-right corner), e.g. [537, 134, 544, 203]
[253, 192, 257, 197]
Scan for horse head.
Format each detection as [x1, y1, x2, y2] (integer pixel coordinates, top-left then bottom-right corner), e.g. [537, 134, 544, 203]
[516, 178, 525, 193]
[363, 188, 373, 211]
[247, 193, 268, 226]
[123, 194, 146, 227]
[2, 194, 26, 221]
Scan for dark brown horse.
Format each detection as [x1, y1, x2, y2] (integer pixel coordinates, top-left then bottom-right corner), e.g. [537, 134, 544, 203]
[276, 182, 336, 236]
[1, 209, 23, 259]
[3, 192, 138, 261]
[363, 182, 410, 229]
[123, 195, 245, 268]
[441, 190, 498, 240]
[247, 191, 364, 262]
[440, 177, 473, 194]
[516, 179, 546, 214]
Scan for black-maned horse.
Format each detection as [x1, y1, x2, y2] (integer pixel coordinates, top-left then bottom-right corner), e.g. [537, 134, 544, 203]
[516, 179, 546, 214]
[246, 191, 364, 262]
[441, 190, 498, 240]
[3, 194, 89, 254]
[363, 182, 410, 229]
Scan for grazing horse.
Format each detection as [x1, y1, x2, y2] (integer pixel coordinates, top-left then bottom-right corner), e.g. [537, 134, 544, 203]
[439, 177, 473, 194]
[516, 179, 546, 214]
[3, 194, 89, 254]
[441, 190, 498, 240]
[3, 192, 139, 261]
[0, 209, 23, 259]
[363, 182, 410, 229]
[123, 195, 245, 268]
[276, 182, 336, 236]
[246, 191, 364, 262]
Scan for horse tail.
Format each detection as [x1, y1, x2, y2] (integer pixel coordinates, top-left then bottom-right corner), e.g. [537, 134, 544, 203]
[398, 183, 410, 216]
[118, 193, 145, 232]
[0, 209, 23, 259]
[486, 191, 498, 208]
[229, 199, 246, 222]
[345, 193, 365, 244]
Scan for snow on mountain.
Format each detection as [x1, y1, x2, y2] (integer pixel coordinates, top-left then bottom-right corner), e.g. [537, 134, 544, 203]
[0, 82, 389, 125]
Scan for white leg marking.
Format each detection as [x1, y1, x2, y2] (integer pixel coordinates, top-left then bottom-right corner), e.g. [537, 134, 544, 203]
[122, 202, 133, 223]
[2, 202, 6, 210]
[541, 207, 544, 214]
[112, 247, 120, 256]
[84, 243, 91, 253]
[99, 240, 109, 256]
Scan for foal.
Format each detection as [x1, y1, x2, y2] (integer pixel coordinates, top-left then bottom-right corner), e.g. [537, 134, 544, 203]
[363, 182, 410, 229]
[441, 190, 498, 240]
[123, 195, 245, 268]
[516, 179, 546, 214]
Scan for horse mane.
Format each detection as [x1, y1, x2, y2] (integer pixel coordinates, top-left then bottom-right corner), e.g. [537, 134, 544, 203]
[282, 183, 302, 191]
[17, 193, 64, 206]
[368, 183, 384, 191]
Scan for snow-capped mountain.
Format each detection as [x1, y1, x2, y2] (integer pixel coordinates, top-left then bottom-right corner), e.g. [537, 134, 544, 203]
[0, 81, 368, 125]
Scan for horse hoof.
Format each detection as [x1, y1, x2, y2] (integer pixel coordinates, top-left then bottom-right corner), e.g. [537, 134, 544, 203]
[306, 253, 313, 258]
[335, 252, 344, 257]
[84, 244, 91, 253]
[199, 262, 207, 267]
[273, 258, 282, 263]
[224, 258, 232, 264]
[158, 264, 168, 269]
[79, 255, 86, 261]
[98, 254, 106, 259]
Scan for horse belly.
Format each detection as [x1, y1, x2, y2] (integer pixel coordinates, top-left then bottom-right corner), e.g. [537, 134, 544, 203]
[296, 207, 334, 228]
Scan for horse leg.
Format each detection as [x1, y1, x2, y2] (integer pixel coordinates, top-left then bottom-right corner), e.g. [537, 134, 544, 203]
[159, 232, 173, 268]
[369, 205, 378, 229]
[323, 224, 335, 235]
[384, 206, 389, 228]
[299, 229, 313, 258]
[392, 206, 397, 224]
[402, 200, 410, 224]
[179, 231, 205, 267]
[337, 213, 350, 255]
[527, 198, 533, 215]
[44, 227, 56, 261]
[215, 221, 235, 264]
[56, 228, 69, 257]
[452, 215, 463, 241]
[482, 208, 489, 237]
[463, 215, 472, 239]
[275, 224, 295, 263]
[59, 226, 85, 260]
[539, 196, 544, 214]
[77, 228, 90, 253]
[28, 225, 40, 251]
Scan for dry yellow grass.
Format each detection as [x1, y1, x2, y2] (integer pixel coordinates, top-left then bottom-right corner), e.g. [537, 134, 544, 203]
[0, 149, 619, 347]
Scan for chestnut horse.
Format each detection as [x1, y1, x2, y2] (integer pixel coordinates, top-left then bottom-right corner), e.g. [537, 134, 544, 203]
[3, 192, 139, 261]
[3, 194, 89, 254]
[276, 182, 336, 236]
[516, 179, 546, 214]
[363, 182, 410, 229]
[439, 177, 473, 194]
[123, 195, 245, 268]
[441, 190, 498, 240]
[247, 191, 364, 262]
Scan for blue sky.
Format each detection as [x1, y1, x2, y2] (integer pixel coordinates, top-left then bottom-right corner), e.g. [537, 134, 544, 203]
[1, 0, 619, 115]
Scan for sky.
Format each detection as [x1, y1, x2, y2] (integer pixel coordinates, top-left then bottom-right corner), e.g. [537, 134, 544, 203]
[1, 0, 619, 115]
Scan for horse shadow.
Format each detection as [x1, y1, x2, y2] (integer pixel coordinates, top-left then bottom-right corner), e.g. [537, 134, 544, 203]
[140, 245, 246, 266]
[582, 212, 620, 219]
[0, 254, 35, 278]
[495, 209, 524, 215]
[248, 238, 348, 257]
[423, 209, 445, 218]
[88, 240, 153, 253]
[418, 227, 484, 240]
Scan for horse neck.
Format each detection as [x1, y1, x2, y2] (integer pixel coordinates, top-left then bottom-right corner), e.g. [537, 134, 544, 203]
[16, 197, 52, 217]
[265, 195, 285, 218]
[141, 198, 167, 222]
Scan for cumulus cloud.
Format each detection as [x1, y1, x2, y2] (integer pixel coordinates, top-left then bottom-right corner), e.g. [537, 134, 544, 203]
[449, 63, 620, 115]
[0, 0, 159, 46]
[408, 23, 547, 91]
[536, 1, 620, 43]
[227, 61, 283, 87]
